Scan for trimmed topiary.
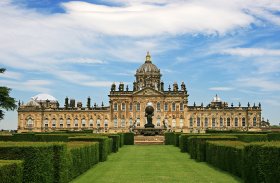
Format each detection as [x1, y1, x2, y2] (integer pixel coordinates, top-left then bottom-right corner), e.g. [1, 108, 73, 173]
[0, 160, 23, 183]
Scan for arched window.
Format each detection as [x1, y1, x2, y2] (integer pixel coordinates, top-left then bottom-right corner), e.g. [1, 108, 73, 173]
[157, 102, 161, 111]
[121, 103, 126, 111]
[104, 119, 108, 128]
[52, 118, 56, 128]
[227, 118, 230, 127]
[136, 103, 140, 111]
[114, 117, 118, 127]
[205, 117, 208, 127]
[74, 118, 78, 127]
[89, 118, 93, 127]
[253, 117, 257, 126]
[114, 103, 118, 111]
[66, 118, 71, 128]
[136, 117, 140, 126]
[157, 116, 161, 127]
[220, 117, 223, 127]
[242, 117, 246, 127]
[27, 117, 33, 128]
[82, 118, 86, 127]
[172, 103, 176, 111]
[235, 117, 238, 127]
[97, 119, 101, 127]
[164, 103, 168, 111]
[44, 118, 49, 128]
[190, 117, 193, 127]
[59, 118, 63, 128]
[212, 118, 216, 127]
[197, 117, 200, 127]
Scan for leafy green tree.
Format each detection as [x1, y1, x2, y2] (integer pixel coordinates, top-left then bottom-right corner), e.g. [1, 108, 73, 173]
[0, 68, 17, 120]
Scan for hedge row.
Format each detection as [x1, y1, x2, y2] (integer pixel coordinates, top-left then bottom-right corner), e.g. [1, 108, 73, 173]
[118, 133, 125, 147]
[243, 142, 280, 183]
[0, 142, 62, 182]
[235, 134, 268, 142]
[108, 135, 120, 152]
[164, 132, 175, 145]
[124, 132, 134, 145]
[66, 142, 99, 180]
[0, 160, 23, 183]
[69, 136, 112, 162]
[179, 134, 210, 152]
[188, 136, 238, 162]
[0, 141, 100, 183]
[206, 141, 245, 177]
[267, 133, 280, 141]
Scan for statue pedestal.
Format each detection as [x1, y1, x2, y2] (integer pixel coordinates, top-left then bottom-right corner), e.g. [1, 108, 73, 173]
[144, 123, 155, 128]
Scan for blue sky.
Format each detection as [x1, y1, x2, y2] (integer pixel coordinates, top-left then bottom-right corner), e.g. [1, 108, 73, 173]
[0, 0, 280, 129]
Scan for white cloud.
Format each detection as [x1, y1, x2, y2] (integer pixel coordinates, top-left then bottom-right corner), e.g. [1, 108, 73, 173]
[209, 87, 234, 91]
[222, 48, 280, 57]
[236, 77, 280, 91]
[0, 79, 52, 93]
[0, 71, 22, 80]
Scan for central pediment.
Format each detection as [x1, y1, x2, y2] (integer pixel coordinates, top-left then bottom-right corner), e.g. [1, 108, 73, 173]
[132, 87, 164, 96]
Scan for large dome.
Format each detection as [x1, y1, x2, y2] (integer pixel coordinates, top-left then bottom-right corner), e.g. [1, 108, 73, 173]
[31, 93, 57, 102]
[136, 52, 160, 75]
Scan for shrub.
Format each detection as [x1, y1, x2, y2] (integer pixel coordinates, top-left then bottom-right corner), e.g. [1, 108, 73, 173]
[173, 133, 182, 147]
[0, 160, 23, 183]
[164, 132, 175, 145]
[243, 142, 280, 183]
[206, 141, 245, 177]
[69, 136, 111, 162]
[124, 132, 134, 145]
[235, 134, 268, 142]
[179, 134, 210, 152]
[0, 142, 62, 183]
[66, 142, 99, 180]
[188, 136, 238, 162]
[108, 135, 120, 152]
[267, 133, 280, 141]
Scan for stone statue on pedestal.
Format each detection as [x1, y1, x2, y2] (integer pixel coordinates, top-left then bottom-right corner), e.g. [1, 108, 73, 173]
[144, 102, 155, 128]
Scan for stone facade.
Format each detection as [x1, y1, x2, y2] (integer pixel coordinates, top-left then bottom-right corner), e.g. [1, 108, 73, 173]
[17, 52, 262, 133]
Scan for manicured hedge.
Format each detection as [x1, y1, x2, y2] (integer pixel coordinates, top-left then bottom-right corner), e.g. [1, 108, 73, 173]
[66, 142, 99, 180]
[108, 135, 120, 152]
[267, 133, 280, 141]
[124, 132, 134, 145]
[0, 133, 80, 142]
[118, 133, 125, 147]
[206, 141, 245, 177]
[0, 142, 63, 183]
[173, 133, 182, 147]
[243, 142, 280, 183]
[179, 134, 210, 152]
[235, 134, 268, 142]
[164, 132, 175, 145]
[188, 136, 238, 162]
[69, 136, 111, 162]
[0, 160, 23, 183]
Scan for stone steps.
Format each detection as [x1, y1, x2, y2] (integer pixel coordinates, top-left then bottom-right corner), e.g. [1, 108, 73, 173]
[134, 135, 164, 145]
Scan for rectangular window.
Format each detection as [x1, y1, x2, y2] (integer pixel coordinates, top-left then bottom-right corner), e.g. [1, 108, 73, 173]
[104, 120, 108, 128]
[172, 119, 176, 128]
[157, 102, 161, 111]
[253, 117, 257, 126]
[180, 118, 184, 128]
[121, 119, 125, 127]
[136, 103, 140, 111]
[114, 103, 118, 111]
[220, 118, 223, 127]
[129, 103, 133, 111]
[114, 118, 118, 127]
[74, 119, 78, 127]
[52, 119, 56, 128]
[97, 119, 101, 127]
[172, 103, 176, 111]
[82, 119, 86, 127]
[205, 118, 208, 127]
[242, 118, 246, 127]
[180, 103, 184, 111]
[136, 118, 140, 126]
[190, 117, 193, 127]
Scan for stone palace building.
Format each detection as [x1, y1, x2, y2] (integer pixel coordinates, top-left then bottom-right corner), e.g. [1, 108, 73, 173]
[18, 52, 262, 133]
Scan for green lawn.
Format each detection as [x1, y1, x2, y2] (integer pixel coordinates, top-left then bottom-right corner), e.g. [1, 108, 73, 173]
[72, 145, 242, 183]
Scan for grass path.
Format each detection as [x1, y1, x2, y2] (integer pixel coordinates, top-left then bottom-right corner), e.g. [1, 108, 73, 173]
[72, 145, 241, 183]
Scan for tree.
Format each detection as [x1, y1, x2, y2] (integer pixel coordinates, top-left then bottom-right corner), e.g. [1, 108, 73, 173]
[0, 68, 17, 120]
